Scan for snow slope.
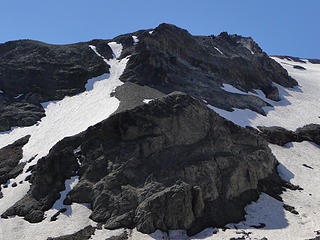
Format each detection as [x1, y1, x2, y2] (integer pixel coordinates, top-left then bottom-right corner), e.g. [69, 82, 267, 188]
[0, 42, 129, 240]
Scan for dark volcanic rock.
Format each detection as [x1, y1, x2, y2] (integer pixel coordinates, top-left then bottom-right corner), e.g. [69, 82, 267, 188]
[5, 93, 279, 235]
[120, 23, 297, 114]
[293, 65, 306, 70]
[0, 135, 30, 185]
[47, 225, 96, 240]
[0, 39, 112, 131]
[258, 124, 320, 146]
[0, 100, 45, 131]
[295, 124, 320, 145]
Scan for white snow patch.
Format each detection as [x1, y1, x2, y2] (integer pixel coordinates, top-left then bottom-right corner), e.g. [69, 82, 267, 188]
[143, 99, 153, 104]
[73, 145, 81, 154]
[40, 100, 57, 109]
[0, 90, 3, 94]
[148, 30, 154, 35]
[14, 94, 24, 99]
[221, 83, 248, 95]
[85, 73, 110, 91]
[46, 176, 79, 217]
[88, 45, 103, 58]
[208, 105, 257, 128]
[132, 35, 139, 45]
[108, 42, 123, 59]
[214, 47, 224, 55]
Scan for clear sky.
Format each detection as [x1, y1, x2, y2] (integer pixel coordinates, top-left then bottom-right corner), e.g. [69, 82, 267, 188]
[1, 0, 319, 58]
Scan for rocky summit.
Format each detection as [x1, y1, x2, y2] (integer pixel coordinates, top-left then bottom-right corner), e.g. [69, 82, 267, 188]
[1, 23, 317, 240]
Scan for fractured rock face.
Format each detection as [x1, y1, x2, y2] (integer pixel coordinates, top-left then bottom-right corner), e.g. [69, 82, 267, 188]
[0, 24, 298, 132]
[3, 93, 278, 235]
[0, 39, 112, 131]
[0, 135, 30, 185]
[120, 23, 297, 114]
[258, 124, 320, 146]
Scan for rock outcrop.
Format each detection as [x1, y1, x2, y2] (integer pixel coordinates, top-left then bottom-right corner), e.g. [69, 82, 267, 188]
[47, 225, 96, 240]
[0, 135, 30, 185]
[119, 24, 297, 114]
[0, 135, 30, 198]
[3, 93, 279, 235]
[258, 124, 320, 146]
[0, 39, 112, 131]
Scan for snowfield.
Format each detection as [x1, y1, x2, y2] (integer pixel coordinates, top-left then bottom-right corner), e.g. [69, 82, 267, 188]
[0, 51, 320, 240]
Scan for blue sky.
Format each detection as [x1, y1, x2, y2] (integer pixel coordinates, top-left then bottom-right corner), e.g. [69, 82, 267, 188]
[1, 0, 319, 58]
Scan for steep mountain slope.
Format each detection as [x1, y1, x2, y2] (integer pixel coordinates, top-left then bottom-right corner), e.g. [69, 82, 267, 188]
[0, 24, 319, 240]
[0, 39, 111, 131]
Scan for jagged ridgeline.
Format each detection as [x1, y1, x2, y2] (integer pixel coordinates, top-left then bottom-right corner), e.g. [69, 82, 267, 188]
[0, 23, 296, 132]
[0, 23, 298, 238]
